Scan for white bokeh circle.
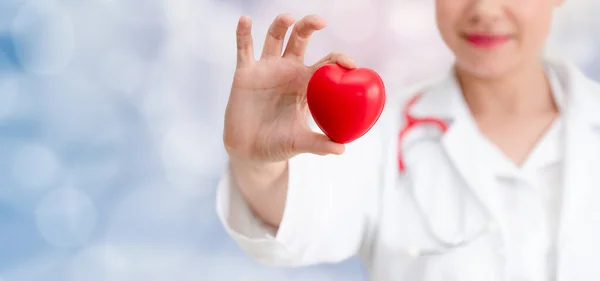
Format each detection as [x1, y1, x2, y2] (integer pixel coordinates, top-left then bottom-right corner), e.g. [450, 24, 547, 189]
[35, 187, 97, 248]
[388, 1, 438, 40]
[97, 48, 147, 99]
[105, 186, 193, 244]
[40, 74, 124, 144]
[198, 253, 287, 281]
[326, 0, 379, 43]
[164, 0, 240, 66]
[12, 143, 62, 190]
[0, 76, 21, 120]
[69, 158, 121, 197]
[69, 245, 108, 281]
[286, 272, 339, 281]
[257, 0, 327, 18]
[379, 56, 415, 93]
[103, 0, 165, 26]
[160, 120, 224, 198]
[10, 0, 74, 75]
[137, 80, 176, 134]
[70, 244, 206, 281]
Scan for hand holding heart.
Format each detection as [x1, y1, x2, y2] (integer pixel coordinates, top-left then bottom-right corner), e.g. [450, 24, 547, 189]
[224, 13, 384, 164]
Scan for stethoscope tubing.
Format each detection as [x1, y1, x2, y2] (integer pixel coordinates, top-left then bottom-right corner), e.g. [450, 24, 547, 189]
[397, 93, 497, 255]
[397, 93, 450, 172]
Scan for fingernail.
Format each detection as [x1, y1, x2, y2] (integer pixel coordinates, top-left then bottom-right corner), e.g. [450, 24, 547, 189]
[347, 59, 356, 68]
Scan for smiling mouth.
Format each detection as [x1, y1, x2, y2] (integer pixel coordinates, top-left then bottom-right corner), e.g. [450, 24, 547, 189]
[463, 33, 513, 48]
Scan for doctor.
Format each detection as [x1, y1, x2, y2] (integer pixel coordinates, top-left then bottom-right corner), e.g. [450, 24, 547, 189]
[218, 0, 600, 280]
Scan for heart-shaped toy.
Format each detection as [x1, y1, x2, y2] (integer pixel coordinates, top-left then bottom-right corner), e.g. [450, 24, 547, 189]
[306, 63, 386, 144]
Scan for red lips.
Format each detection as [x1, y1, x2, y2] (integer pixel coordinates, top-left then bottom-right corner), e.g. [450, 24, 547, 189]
[464, 33, 512, 48]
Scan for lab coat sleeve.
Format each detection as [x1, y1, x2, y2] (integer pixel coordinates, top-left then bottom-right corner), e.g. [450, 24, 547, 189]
[216, 116, 386, 267]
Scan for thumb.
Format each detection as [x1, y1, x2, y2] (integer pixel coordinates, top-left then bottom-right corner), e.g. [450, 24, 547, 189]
[294, 132, 345, 156]
[309, 51, 356, 72]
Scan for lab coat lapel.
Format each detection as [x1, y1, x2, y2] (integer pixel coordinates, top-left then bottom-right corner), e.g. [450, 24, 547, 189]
[440, 116, 508, 238]
[556, 113, 599, 280]
[554, 60, 600, 281]
[410, 70, 508, 240]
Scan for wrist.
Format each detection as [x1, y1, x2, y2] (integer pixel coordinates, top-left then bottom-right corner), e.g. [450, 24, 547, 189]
[229, 156, 288, 189]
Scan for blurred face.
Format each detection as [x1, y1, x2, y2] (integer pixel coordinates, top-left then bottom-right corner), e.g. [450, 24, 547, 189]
[436, 0, 564, 78]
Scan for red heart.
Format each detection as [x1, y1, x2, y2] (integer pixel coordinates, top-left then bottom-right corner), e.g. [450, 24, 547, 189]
[306, 64, 386, 144]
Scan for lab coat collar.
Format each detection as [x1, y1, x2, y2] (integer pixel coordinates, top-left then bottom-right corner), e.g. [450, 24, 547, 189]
[408, 56, 600, 127]
[545, 56, 600, 126]
[407, 68, 464, 121]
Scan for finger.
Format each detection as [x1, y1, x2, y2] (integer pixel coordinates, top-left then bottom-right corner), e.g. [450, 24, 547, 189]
[261, 13, 295, 59]
[310, 51, 356, 72]
[282, 15, 327, 61]
[294, 132, 345, 156]
[236, 15, 255, 66]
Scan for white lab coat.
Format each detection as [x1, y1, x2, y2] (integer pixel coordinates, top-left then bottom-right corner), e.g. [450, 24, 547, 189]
[216, 56, 600, 281]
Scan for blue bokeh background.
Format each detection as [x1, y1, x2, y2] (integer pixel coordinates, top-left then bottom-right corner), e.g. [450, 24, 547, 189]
[0, 0, 599, 280]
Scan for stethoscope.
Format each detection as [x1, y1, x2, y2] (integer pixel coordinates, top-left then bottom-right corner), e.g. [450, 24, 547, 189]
[397, 93, 449, 172]
[396, 93, 498, 256]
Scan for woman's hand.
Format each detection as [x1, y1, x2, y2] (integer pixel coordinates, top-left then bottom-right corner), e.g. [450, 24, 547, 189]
[224, 14, 356, 165]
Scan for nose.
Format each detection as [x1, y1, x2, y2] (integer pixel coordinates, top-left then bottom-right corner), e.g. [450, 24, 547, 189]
[469, 0, 503, 26]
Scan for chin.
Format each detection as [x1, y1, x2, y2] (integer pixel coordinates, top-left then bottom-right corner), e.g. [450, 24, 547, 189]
[454, 55, 521, 80]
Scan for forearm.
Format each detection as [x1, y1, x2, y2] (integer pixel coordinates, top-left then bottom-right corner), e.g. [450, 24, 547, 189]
[229, 157, 289, 228]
